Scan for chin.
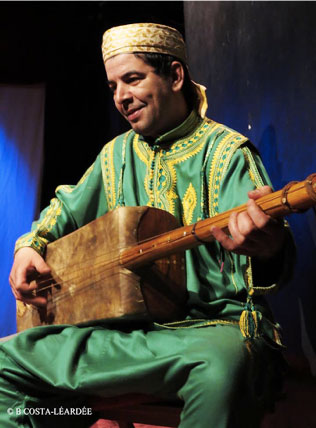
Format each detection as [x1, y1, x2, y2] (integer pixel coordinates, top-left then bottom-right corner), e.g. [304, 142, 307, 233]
[131, 123, 151, 137]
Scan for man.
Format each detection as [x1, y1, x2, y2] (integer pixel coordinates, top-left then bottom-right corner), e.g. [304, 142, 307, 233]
[2, 23, 293, 427]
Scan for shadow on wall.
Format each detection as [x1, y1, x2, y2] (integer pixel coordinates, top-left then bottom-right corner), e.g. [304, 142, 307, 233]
[184, 1, 316, 371]
[258, 126, 284, 191]
[258, 124, 316, 376]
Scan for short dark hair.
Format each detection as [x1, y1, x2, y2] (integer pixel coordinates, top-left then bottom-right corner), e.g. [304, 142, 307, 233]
[134, 52, 199, 111]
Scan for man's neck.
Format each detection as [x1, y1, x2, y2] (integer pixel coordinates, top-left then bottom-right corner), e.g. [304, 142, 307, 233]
[140, 109, 200, 147]
[145, 96, 189, 141]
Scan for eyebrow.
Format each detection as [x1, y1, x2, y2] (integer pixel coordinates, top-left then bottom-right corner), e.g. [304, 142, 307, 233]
[107, 70, 146, 85]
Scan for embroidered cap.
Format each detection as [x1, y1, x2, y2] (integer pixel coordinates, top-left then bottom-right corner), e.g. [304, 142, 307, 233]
[101, 23, 208, 118]
[102, 23, 187, 63]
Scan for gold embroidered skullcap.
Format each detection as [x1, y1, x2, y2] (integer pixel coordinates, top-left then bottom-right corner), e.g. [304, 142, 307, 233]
[102, 23, 187, 63]
[102, 23, 208, 118]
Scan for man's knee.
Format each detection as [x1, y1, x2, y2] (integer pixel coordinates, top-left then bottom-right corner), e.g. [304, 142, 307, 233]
[179, 349, 248, 404]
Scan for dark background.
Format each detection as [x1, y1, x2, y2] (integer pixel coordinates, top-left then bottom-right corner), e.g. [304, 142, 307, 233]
[0, 1, 184, 208]
[185, 1, 316, 363]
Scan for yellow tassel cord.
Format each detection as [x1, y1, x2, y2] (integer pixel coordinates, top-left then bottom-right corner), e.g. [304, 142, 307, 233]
[239, 297, 262, 339]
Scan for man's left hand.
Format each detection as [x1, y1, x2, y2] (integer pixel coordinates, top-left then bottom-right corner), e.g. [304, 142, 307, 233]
[211, 186, 286, 260]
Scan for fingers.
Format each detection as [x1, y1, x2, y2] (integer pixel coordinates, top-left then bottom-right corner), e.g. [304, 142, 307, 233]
[211, 221, 261, 256]
[245, 199, 271, 231]
[13, 266, 37, 293]
[10, 269, 47, 307]
[248, 185, 272, 200]
[211, 187, 285, 258]
[16, 295, 48, 307]
[10, 274, 48, 307]
[34, 256, 51, 276]
[9, 247, 50, 307]
[228, 210, 257, 242]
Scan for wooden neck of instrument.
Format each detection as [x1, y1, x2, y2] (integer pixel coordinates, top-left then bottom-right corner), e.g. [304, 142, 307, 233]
[120, 174, 316, 270]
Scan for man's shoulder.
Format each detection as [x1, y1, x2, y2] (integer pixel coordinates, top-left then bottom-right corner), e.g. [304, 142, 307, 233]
[204, 117, 249, 145]
[202, 118, 260, 177]
[99, 129, 135, 155]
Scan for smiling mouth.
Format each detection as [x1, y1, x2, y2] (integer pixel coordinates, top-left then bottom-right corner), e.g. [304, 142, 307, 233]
[126, 106, 144, 121]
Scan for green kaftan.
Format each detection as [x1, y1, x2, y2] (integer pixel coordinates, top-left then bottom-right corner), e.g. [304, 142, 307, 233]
[0, 111, 292, 427]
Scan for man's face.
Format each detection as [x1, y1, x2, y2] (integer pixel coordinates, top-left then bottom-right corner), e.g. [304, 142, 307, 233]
[105, 54, 177, 138]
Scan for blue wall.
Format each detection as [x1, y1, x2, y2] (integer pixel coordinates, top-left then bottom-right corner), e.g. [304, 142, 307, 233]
[0, 86, 44, 337]
[185, 2, 316, 366]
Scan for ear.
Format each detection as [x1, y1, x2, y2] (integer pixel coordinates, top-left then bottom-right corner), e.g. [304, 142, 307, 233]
[170, 61, 185, 92]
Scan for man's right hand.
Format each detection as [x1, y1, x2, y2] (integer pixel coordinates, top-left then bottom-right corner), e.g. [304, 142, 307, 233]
[9, 247, 51, 307]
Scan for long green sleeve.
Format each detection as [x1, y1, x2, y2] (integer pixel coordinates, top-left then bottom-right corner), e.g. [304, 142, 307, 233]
[15, 154, 108, 256]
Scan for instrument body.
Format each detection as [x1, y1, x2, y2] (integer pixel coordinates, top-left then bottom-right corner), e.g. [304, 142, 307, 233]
[17, 206, 187, 331]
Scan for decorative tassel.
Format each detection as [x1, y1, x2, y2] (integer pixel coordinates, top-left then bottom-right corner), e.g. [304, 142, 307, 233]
[239, 298, 262, 339]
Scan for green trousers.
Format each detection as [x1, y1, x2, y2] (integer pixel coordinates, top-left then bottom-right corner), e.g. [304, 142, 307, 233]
[0, 323, 281, 428]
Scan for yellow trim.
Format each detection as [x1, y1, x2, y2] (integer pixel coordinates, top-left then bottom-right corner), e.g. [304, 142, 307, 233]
[36, 199, 62, 236]
[14, 232, 49, 256]
[133, 119, 216, 215]
[155, 318, 239, 329]
[133, 133, 147, 164]
[182, 183, 197, 226]
[147, 149, 157, 207]
[208, 131, 248, 217]
[116, 131, 131, 206]
[241, 146, 281, 296]
[164, 119, 214, 156]
[55, 165, 95, 195]
[163, 132, 208, 214]
[15, 199, 63, 255]
[101, 137, 117, 210]
[55, 185, 75, 194]
[241, 146, 265, 188]
[77, 164, 94, 186]
[228, 252, 239, 294]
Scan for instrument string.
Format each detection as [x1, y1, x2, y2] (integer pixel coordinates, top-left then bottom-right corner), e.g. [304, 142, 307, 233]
[35, 256, 129, 292]
[34, 246, 180, 299]
[33, 227, 188, 292]
[35, 227, 181, 290]
[31, 271, 137, 310]
[35, 249, 125, 287]
[31, 241, 179, 296]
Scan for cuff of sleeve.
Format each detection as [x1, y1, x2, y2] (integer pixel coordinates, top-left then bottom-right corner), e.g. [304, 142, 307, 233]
[14, 232, 49, 257]
[250, 222, 296, 294]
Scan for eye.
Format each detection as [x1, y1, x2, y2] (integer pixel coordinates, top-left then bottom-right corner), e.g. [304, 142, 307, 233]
[126, 76, 140, 85]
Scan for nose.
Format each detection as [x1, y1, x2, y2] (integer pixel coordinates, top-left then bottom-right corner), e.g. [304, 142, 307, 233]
[114, 82, 132, 106]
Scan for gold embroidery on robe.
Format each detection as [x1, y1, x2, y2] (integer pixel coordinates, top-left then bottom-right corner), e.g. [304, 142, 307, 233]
[182, 183, 197, 225]
[101, 137, 117, 210]
[14, 199, 63, 255]
[208, 130, 248, 217]
[133, 119, 215, 215]
[241, 146, 265, 189]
